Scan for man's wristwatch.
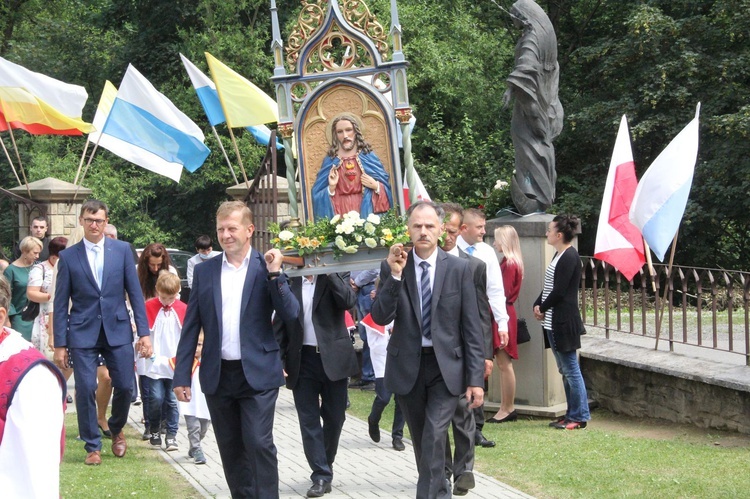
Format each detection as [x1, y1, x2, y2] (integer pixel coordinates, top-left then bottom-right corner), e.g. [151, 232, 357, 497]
[267, 271, 281, 280]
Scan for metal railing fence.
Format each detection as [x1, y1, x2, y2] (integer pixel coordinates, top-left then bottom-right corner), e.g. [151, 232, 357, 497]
[580, 257, 750, 366]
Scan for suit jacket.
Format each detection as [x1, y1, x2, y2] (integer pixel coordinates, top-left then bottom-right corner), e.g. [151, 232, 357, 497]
[53, 238, 149, 349]
[458, 248, 494, 360]
[275, 273, 359, 388]
[534, 246, 585, 352]
[173, 249, 299, 395]
[371, 248, 485, 396]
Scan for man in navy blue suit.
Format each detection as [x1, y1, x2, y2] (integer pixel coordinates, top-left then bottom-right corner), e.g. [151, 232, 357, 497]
[173, 201, 300, 499]
[54, 199, 152, 465]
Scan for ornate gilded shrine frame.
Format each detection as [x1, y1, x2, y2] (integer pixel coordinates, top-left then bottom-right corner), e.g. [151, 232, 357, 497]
[270, 0, 413, 223]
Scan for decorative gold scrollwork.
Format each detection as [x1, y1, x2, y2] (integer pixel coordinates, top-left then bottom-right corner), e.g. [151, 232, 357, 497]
[303, 23, 374, 74]
[341, 0, 388, 58]
[286, 0, 328, 69]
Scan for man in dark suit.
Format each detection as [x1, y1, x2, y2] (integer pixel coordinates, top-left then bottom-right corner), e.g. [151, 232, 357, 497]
[371, 201, 485, 499]
[275, 272, 359, 497]
[173, 201, 299, 499]
[439, 203, 494, 495]
[53, 199, 152, 466]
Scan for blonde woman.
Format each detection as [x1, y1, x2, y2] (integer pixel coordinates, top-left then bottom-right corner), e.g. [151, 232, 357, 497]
[3, 236, 42, 340]
[487, 226, 523, 423]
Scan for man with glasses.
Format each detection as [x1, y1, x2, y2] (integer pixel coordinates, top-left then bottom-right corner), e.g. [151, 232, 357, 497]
[53, 200, 152, 465]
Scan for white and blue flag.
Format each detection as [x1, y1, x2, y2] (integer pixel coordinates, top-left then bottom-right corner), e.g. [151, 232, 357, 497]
[99, 64, 210, 182]
[629, 103, 700, 261]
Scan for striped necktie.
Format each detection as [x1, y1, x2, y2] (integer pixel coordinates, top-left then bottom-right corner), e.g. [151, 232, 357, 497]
[466, 245, 476, 255]
[419, 261, 432, 339]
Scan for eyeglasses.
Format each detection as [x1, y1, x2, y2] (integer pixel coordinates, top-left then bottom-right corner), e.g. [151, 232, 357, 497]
[83, 218, 107, 226]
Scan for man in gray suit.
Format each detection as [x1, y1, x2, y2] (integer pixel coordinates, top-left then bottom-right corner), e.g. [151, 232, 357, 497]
[371, 201, 485, 499]
[440, 203, 494, 495]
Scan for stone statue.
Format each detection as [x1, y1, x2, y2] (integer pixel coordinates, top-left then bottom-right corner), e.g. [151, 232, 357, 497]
[504, 0, 564, 214]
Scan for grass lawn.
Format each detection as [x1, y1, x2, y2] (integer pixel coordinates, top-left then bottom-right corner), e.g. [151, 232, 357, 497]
[61, 414, 200, 498]
[346, 388, 750, 498]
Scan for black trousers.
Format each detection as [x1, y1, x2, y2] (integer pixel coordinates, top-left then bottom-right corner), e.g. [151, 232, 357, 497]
[292, 346, 349, 483]
[205, 360, 280, 499]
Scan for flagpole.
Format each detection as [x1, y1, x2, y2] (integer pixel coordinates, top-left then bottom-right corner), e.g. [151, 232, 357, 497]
[643, 238, 657, 293]
[6, 126, 31, 197]
[654, 231, 679, 351]
[227, 126, 250, 188]
[211, 126, 239, 184]
[74, 137, 91, 186]
[0, 133, 23, 186]
[73, 133, 105, 201]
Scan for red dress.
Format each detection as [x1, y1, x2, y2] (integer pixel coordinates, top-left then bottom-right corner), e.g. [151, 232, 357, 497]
[494, 258, 522, 359]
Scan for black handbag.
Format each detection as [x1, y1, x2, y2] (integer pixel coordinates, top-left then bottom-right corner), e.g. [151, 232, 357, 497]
[20, 263, 45, 322]
[21, 300, 41, 322]
[516, 318, 531, 344]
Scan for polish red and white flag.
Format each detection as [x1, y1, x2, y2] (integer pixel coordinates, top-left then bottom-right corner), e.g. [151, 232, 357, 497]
[594, 115, 646, 281]
[402, 168, 431, 209]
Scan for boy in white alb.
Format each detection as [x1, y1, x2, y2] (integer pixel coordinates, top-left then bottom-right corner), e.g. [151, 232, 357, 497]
[0, 274, 66, 497]
[143, 272, 186, 452]
[179, 331, 211, 464]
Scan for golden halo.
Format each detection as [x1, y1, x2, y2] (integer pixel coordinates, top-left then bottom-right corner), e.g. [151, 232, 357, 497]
[324, 112, 365, 145]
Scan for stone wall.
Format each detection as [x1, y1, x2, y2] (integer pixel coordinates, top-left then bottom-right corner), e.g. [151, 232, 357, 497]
[581, 337, 750, 435]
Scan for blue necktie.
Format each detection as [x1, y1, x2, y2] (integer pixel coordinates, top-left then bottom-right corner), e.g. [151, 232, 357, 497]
[92, 245, 103, 287]
[419, 261, 432, 340]
[466, 245, 476, 256]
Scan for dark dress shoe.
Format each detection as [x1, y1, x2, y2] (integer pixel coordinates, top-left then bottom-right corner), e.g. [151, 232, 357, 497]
[111, 432, 127, 457]
[84, 450, 102, 465]
[392, 438, 405, 451]
[306, 479, 332, 497]
[474, 431, 495, 448]
[348, 379, 374, 389]
[368, 417, 380, 443]
[99, 424, 112, 438]
[486, 410, 518, 424]
[453, 471, 475, 495]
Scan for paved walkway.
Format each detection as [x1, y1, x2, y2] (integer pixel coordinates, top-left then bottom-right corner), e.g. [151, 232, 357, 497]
[125, 388, 533, 498]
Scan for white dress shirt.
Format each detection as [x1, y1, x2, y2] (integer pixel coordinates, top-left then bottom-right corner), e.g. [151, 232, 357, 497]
[82, 237, 105, 287]
[301, 276, 318, 346]
[457, 236, 510, 331]
[413, 248, 437, 347]
[220, 247, 252, 360]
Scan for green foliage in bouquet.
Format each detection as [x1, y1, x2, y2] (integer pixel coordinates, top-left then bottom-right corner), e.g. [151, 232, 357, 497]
[269, 210, 410, 259]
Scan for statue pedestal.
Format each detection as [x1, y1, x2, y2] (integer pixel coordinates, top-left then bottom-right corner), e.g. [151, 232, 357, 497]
[484, 212, 573, 417]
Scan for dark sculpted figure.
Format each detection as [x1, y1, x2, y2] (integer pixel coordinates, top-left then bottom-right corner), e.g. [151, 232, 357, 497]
[504, 0, 564, 214]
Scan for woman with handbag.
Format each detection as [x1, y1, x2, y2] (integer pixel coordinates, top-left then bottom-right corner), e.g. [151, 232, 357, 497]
[27, 236, 68, 359]
[487, 226, 524, 423]
[3, 236, 42, 341]
[533, 215, 590, 430]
